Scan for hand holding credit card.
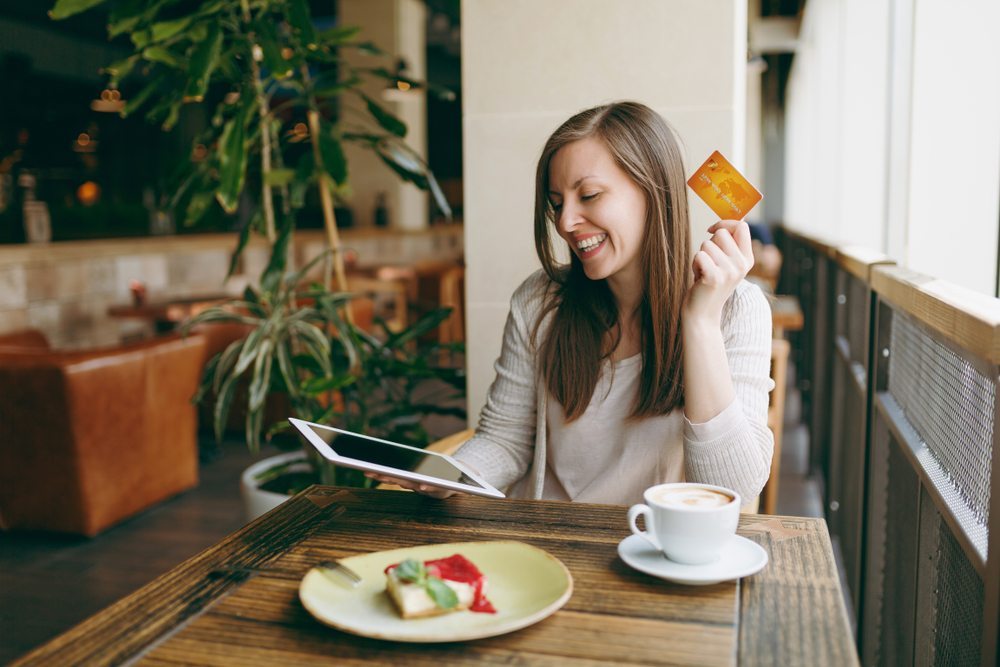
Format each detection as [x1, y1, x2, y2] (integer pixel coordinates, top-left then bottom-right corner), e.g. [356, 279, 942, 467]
[686, 151, 762, 220]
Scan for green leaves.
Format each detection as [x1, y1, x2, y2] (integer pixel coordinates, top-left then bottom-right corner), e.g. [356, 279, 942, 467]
[57, 0, 455, 245]
[184, 23, 223, 102]
[227, 221, 253, 279]
[362, 94, 406, 138]
[185, 191, 215, 227]
[289, 153, 315, 209]
[255, 20, 293, 78]
[121, 71, 167, 117]
[395, 559, 423, 583]
[365, 67, 456, 102]
[215, 94, 255, 213]
[248, 338, 274, 412]
[318, 126, 347, 185]
[108, 15, 140, 37]
[310, 71, 360, 99]
[60, 0, 467, 463]
[188, 244, 467, 459]
[285, 0, 318, 50]
[151, 17, 193, 44]
[264, 168, 296, 187]
[302, 373, 355, 394]
[374, 140, 452, 219]
[318, 25, 362, 43]
[387, 307, 452, 349]
[187, 241, 360, 453]
[143, 46, 184, 69]
[426, 577, 460, 610]
[49, 0, 107, 20]
[104, 55, 139, 87]
[393, 559, 459, 610]
[215, 118, 247, 213]
[260, 219, 293, 294]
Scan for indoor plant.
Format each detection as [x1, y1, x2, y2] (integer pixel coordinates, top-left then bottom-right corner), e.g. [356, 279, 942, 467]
[50, 0, 451, 289]
[184, 236, 466, 517]
[50, 0, 464, 509]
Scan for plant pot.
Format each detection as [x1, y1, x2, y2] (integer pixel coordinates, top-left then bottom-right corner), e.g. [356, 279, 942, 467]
[240, 451, 314, 522]
[239, 449, 378, 522]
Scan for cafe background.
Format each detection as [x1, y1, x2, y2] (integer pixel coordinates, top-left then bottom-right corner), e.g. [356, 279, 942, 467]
[1, 0, 999, 664]
[2, 0, 995, 403]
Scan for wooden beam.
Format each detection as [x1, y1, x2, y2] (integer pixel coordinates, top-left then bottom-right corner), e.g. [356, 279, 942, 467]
[871, 265, 1000, 364]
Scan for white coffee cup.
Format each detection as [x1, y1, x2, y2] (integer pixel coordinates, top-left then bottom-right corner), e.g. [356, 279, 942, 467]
[627, 482, 740, 565]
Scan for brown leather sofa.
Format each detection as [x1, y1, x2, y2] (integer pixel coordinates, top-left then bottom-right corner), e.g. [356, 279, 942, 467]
[0, 329, 207, 536]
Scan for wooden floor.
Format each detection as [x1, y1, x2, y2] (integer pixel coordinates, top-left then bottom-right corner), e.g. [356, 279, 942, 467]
[0, 436, 257, 663]
[0, 369, 824, 664]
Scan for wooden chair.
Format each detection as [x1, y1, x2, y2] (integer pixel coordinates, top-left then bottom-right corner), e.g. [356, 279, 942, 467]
[437, 264, 465, 346]
[759, 338, 790, 514]
[376, 428, 475, 491]
[345, 274, 409, 333]
[423, 428, 475, 456]
[411, 260, 466, 346]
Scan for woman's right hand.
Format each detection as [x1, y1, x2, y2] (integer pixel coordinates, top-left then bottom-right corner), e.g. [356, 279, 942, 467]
[364, 472, 458, 499]
[684, 219, 755, 325]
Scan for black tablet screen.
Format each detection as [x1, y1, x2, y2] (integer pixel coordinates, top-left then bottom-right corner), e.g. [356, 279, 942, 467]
[305, 425, 487, 489]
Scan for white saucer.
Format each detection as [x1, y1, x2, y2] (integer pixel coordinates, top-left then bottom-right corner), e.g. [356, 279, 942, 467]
[618, 534, 768, 586]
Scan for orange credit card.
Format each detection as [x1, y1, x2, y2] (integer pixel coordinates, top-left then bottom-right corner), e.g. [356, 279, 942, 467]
[686, 150, 762, 220]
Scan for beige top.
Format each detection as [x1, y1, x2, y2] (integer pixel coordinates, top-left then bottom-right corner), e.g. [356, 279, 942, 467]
[542, 353, 686, 504]
[455, 270, 774, 506]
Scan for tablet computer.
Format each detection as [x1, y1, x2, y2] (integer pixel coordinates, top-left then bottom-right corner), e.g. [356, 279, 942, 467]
[288, 418, 505, 499]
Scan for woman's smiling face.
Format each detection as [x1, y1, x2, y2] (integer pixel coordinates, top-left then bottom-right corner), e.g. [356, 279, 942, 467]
[548, 137, 647, 287]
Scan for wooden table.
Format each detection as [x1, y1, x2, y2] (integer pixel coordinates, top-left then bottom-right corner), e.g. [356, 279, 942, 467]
[12, 487, 857, 666]
[107, 294, 232, 333]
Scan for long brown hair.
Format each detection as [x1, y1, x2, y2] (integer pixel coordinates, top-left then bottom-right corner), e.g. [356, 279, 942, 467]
[534, 101, 691, 421]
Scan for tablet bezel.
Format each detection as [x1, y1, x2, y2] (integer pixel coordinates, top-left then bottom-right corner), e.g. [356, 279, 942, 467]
[288, 418, 505, 499]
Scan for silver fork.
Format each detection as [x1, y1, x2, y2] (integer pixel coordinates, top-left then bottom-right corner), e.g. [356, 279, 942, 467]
[210, 560, 362, 587]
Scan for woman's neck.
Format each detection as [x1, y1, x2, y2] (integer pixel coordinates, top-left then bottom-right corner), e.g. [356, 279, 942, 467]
[605, 274, 643, 362]
[607, 271, 642, 320]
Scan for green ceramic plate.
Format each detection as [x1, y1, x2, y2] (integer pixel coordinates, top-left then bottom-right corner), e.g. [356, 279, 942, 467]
[299, 540, 573, 642]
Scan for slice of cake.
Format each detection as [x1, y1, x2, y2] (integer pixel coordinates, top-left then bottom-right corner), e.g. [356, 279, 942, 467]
[385, 554, 496, 619]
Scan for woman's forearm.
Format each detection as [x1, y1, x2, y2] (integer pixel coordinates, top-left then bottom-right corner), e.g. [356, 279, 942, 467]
[681, 316, 735, 423]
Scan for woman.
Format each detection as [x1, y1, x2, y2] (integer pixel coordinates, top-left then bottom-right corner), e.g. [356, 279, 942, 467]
[371, 101, 773, 505]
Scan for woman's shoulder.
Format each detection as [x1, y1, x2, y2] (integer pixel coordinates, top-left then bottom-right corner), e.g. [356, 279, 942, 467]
[503, 269, 560, 338]
[510, 268, 558, 311]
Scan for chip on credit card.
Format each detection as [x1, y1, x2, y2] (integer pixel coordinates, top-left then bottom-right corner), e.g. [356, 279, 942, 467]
[686, 150, 762, 220]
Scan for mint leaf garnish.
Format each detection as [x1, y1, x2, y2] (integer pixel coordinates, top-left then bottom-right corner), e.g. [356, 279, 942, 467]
[395, 558, 425, 584]
[425, 575, 459, 610]
[394, 558, 459, 610]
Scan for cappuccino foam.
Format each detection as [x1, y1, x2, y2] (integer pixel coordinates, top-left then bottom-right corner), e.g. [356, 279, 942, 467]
[653, 486, 733, 509]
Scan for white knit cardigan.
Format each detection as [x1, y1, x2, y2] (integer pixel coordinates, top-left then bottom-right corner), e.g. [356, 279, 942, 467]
[454, 270, 775, 502]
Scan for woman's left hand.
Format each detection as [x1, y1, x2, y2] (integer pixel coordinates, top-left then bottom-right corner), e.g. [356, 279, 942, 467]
[684, 220, 754, 324]
[364, 471, 457, 499]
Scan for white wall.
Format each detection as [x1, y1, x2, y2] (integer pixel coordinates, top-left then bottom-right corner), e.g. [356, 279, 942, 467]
[746, 59, 765, 198]
[884, 0, 915, 261]
[905, 0, 1000, 293]
[785, 0, 848, 242]
[462, 0, 749, 420]
[838, 0, 890, 250]
[746, 0, 761, 207]
[784, 0, 1000, 295]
